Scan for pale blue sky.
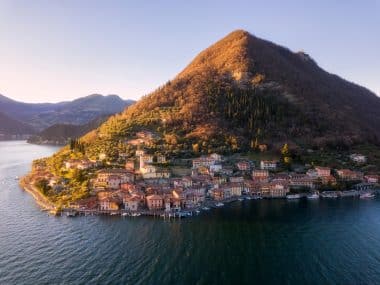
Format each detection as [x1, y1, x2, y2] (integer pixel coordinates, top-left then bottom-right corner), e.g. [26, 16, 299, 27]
[0, 0, 379, 103]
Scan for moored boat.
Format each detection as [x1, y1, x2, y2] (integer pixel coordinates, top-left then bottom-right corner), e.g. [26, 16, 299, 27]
[307, 193, 319, 200]
[215, 202, 224, 207]
[320, 191, 338, 198]
[287, 194, 302, 199]
[340, 190, 359, 197]
[360, 192, 375, 199]
[202, 207, 210, 210]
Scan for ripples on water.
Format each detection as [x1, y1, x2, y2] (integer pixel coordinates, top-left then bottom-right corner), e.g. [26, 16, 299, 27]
[1, 141, 380, 285]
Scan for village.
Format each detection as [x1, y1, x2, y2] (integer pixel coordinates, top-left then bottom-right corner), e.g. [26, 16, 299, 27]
[36, 145, 379, 218]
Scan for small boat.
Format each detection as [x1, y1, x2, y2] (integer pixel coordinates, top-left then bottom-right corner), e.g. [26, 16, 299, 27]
[245, 196, 252, 200]
[340, 190, 359, 197]
[287, 194, 302, 199]
[131, 212, 141, 217]
[65, 211, 77, 217]
[195, 210, 201, 214]
[110, 212, 118, 216]
[238, 198, 244, 201]
[215, 202, 224, 207]
[360, 192, 375, 199]
[320, 191, 338, 198]
[307, 193, 319, 200]
[121, 213, 129, 217]
[202, 207, 210, 211]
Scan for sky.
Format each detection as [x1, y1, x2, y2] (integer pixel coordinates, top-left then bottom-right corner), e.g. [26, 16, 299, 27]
[0, 0, 379, 103]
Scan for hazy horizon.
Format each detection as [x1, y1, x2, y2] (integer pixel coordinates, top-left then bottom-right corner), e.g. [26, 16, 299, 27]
[1, 0, 379, 103]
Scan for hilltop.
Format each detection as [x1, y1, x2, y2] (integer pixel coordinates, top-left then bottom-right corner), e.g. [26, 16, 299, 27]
[76, 30, 380, 160]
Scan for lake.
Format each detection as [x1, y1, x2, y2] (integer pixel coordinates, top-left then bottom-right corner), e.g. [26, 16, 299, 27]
[1, 141, 380, 284]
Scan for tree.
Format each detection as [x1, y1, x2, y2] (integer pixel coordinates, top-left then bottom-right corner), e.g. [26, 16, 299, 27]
[281, 143, 292, 165]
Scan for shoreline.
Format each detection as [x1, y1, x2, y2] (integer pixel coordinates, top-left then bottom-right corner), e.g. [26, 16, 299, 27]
[20, 177, 58, 213]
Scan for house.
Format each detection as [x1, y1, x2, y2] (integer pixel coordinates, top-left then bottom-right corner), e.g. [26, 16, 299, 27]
[212, 176, 227, 186]
[210, 153, 222, 162]
[211, 188, 224, 201]
[140, 164, 171, 179]
[156, 154, 167, 164]
[243, 180, 256, 194]
[289, 174, 315, 189]
[336, 169, 362, 181]
[236, 161, 250, 171]
[229, 182, 243, 196]
[70, 197, 98, 210]
[350, 154, 367, 164]
[220, 167, 233, 176]
[146, 194, 164, 210]
[135, 149, 145, 157]
[99, 197, 121, 211]
[258, 144, 267, 152]
[364, 175, 379, 184]
[125, 160, 135, 171]
[315, 166, 331, 177]
[269, 182, 289, 198]
[192, 156, 217, 168]
[141, 154, 154, 165]
[221, 185, 232, 199]
[108, 175, 121, 189]
[230, 176, 244, 183]
[209, 163, 222, 173]
[321, 175, 337, 185]
[252, 169, 269, 182]
[260, 160, 277, 170]
[64, 159, 96, 170]
[182, 176, 193, 187]
[123, 196, 140, 211]
[306, 169, 318, 178]
[96, 169, 135, 188]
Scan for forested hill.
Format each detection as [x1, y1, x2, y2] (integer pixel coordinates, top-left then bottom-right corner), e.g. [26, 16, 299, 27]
[76, 30, 380, 159]
[27, 115, 109, 145]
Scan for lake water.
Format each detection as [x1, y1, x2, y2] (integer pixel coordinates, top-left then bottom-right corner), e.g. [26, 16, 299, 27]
[1, 141, 380, 284]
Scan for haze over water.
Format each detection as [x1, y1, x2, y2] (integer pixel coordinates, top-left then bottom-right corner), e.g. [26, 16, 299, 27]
[1, 141, 380, 284]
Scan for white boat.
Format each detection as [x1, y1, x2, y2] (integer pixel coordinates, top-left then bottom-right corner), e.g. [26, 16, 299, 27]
[340, 190, 359, 197]
[110, 212, 118, 216]
[121, 213, 129, 217]
[287, 194, 302, 199]
[360, 192, 375, 199]
[202, 207, 210, 211]
[195, 210, 201, 214]
[307, 193, 319, 200]
[238, 198, 244, 201]
[320, 191, 338, 198]
[215, 202, 224, 207]
[131, 212, 141, 217]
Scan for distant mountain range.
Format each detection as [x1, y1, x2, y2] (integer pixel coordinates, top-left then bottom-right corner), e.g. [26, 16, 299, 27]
[0, 94, 135, 131]
[76, 29, 380, 159]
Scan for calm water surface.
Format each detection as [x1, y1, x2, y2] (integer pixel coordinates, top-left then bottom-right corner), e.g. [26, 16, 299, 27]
[1, 141, 380, 285]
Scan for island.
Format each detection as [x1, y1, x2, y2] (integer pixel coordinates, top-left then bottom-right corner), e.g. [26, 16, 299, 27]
[21, 134, 380, 217]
